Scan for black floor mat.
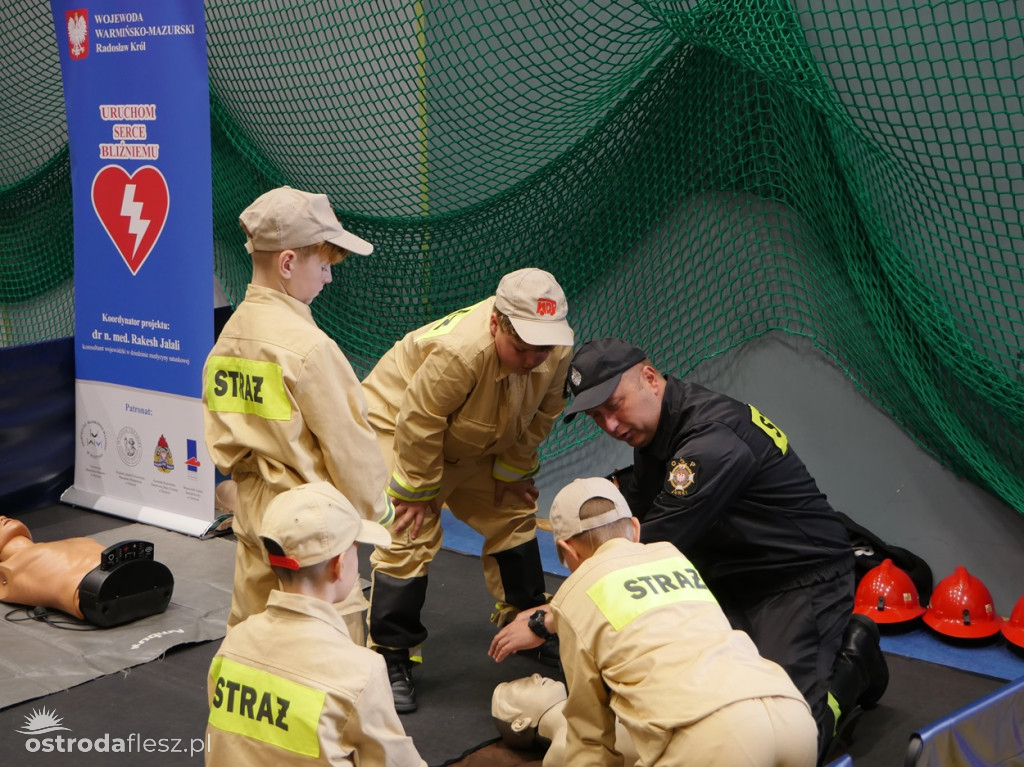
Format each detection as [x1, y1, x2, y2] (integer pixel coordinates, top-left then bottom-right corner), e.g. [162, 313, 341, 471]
[0, 504, 1006, 766]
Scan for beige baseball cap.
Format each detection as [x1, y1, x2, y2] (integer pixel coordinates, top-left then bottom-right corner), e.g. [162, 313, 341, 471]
[493, 268, 574, 347]
[239, 186, 374, 256]
[549, 477, 633, 542]
[260, 482, 390, 570]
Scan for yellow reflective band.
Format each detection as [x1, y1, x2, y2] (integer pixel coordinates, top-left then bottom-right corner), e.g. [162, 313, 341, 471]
[408, 642, 424, 664]
[827, 691, 841, 736]
[387, 473, 440, 502]
[208, 657, 325, 757]
[379, 492, 396, 527]
[749, 404, 788, 455]
[416, 301, 484, 340]
[586, 556, 718, 631]
[206, 356, 291, 420]
[492, 458, 539, 482]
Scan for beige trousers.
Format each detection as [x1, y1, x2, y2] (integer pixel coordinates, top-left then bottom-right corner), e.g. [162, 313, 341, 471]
[368, 429, 538, 609]
[660, 696, 817, 767]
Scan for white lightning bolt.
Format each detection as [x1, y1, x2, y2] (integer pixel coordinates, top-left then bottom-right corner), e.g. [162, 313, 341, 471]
[120, 184, 150, 257]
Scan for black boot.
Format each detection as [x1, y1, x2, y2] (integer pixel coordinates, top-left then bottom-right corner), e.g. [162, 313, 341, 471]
[820, 615, 887, 763]
[379, 649, 417, 713]
[840, 613, 889, 707]
[821, 700, 863, 765]
[369, 572, 429, 649]
[492, 539, 548, 609]
[823, 650, 865, 763]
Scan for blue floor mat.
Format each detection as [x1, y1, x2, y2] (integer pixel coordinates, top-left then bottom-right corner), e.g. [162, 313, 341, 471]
[440, 507, 569, 577]
[880, 627, 1024, 681]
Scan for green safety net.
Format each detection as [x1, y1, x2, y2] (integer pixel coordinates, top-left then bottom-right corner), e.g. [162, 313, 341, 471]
[1, 1, 1022, 513]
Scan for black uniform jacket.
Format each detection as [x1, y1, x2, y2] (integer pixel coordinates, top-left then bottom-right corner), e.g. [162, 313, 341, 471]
[619, 377, 851, 605]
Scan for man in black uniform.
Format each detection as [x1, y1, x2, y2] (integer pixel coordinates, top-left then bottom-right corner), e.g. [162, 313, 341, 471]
[560, 337, 888, 762]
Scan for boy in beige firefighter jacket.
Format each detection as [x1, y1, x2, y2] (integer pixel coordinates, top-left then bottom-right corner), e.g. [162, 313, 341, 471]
[205, 483, 425, 766]
[203, 187, 392, 632]
[361, 268, 574, 711]
[525, 478, 818, 767]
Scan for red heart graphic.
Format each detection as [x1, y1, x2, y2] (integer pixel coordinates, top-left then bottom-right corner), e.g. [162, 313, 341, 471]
[91, 165, 169, 275]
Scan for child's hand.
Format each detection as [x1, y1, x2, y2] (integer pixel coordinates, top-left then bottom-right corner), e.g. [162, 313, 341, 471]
[392, 499, 438, 539]
[488, 606, 548, 662]
[494, 478, 540, 507]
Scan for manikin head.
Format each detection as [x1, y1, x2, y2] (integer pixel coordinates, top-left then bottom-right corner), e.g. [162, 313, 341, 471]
[491, 674, 567, 749]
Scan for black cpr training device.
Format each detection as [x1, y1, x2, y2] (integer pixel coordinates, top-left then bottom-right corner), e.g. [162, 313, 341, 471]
[78, 540, 174, 628]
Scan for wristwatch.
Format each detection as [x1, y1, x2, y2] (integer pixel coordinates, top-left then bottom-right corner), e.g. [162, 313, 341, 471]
[527, 609, 553, 640]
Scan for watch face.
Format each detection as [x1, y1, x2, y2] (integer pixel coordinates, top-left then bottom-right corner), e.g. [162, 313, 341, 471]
[529, 610, 550, 639]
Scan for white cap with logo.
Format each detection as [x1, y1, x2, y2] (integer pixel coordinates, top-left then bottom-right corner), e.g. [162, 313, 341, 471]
[493, 267, 574, 347]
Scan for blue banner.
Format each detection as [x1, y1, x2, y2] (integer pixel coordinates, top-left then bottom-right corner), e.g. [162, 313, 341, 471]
[53, 0, 212, 397]
[53, 0, 215, 536]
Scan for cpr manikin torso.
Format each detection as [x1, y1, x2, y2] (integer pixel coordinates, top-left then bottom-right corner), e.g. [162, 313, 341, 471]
[0, 516, 105, 619]
[0, 516, 174, 627]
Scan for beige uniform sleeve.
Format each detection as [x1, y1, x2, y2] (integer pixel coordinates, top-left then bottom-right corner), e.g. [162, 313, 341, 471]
[299, 340, 393, 526]
[493, 347, 571, 482]
[340, 655, 427, 766]
[556, 610, 623, 766]
[388, 349, 478, 503]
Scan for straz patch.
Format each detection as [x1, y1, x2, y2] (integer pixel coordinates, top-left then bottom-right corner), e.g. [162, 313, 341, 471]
[667, 457, 698, 496]
[208, 657, 325, 757]
[586, 555, 717, 630]
[206, 356, 290, 420]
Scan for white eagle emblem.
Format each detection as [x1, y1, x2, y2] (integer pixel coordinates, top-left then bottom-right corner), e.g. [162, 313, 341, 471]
[667, 458, 698, 496]
[570, 367, 582, 387]
[67, 12, 88, 58]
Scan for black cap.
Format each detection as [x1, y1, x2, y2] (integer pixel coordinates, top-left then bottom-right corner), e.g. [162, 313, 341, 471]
[563, 337, 647, 422]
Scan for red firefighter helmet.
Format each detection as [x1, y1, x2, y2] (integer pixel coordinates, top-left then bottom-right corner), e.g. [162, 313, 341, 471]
[853, 558, 926, 624]
[1001, 594, 1024, 649]
[923, 566, 1003, 639]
